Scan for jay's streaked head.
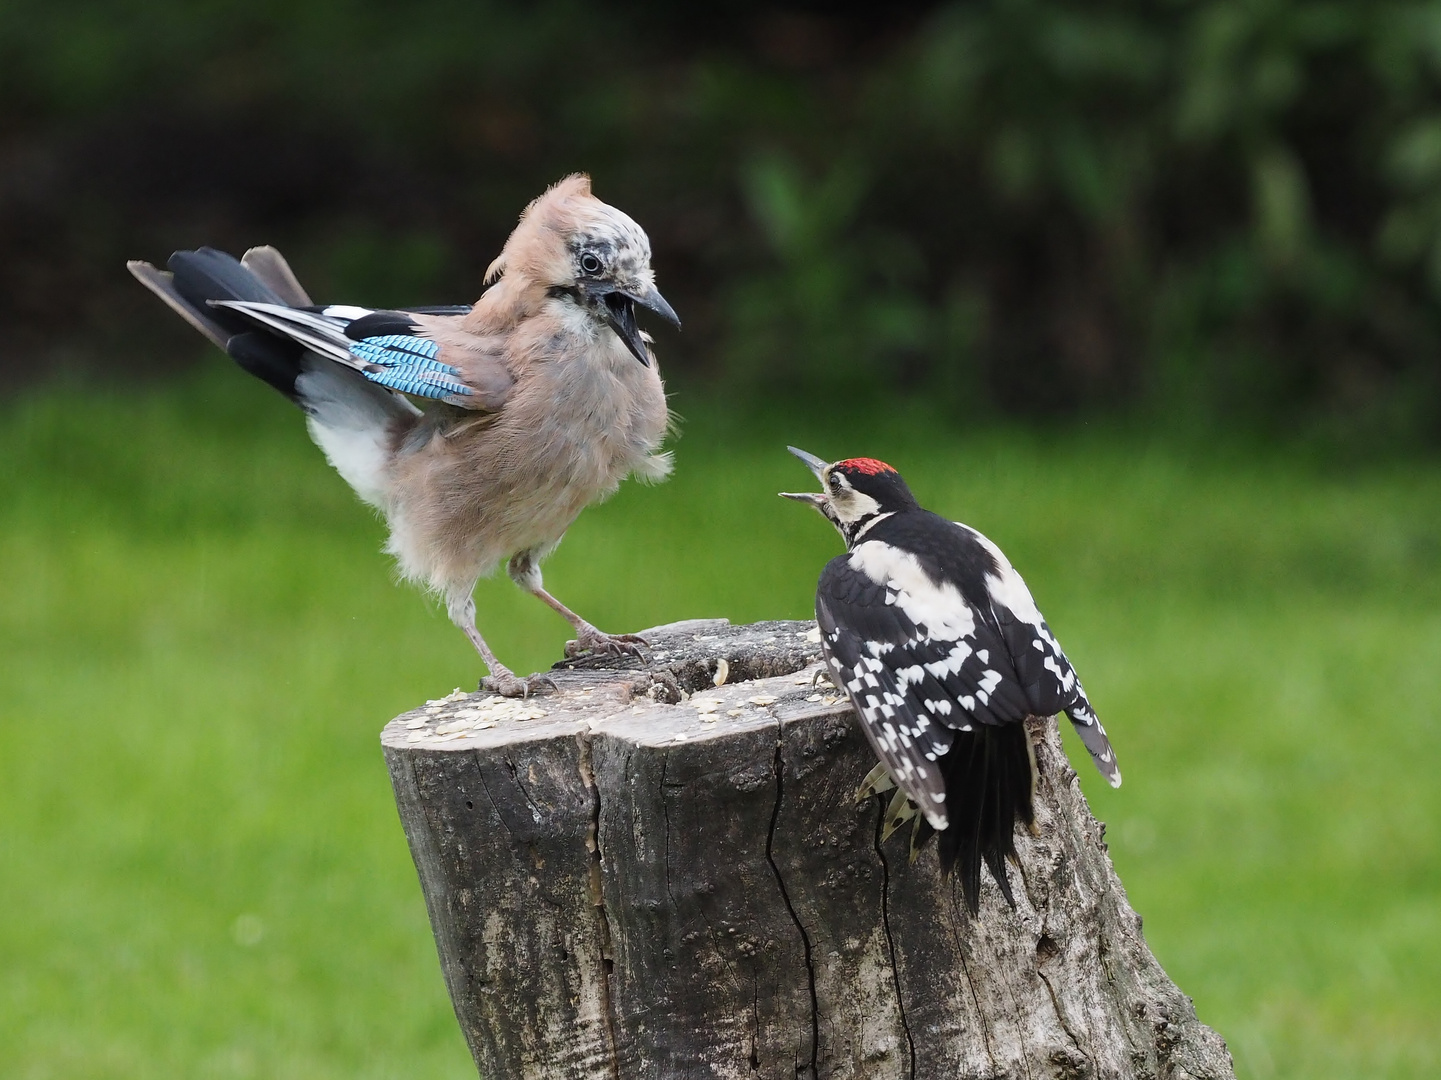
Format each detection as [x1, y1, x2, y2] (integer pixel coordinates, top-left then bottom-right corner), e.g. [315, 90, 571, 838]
[483, 174, 679, 366]
[780, 446, 920, 546]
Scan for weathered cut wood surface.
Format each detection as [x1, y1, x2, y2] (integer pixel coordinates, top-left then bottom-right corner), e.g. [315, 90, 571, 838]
[382, 619, 1235, 1080]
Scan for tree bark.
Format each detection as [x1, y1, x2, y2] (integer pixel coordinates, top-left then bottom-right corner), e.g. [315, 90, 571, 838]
[382, 619, 1235, 1080]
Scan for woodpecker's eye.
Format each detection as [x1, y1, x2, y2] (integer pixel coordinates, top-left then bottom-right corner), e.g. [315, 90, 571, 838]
[579, 253, 603, 275]
[828, 474, 843, 493]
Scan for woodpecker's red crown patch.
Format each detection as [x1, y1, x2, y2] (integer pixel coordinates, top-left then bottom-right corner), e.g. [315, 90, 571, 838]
[836, 457, 896, 476]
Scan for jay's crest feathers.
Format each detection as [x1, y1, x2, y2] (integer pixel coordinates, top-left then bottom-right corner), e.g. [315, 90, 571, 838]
[473, 173, 678, 365]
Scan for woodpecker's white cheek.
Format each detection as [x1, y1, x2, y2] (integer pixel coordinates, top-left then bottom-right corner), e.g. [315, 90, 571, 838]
[848, 541, 977, 641]
[834, 490, 881, 524]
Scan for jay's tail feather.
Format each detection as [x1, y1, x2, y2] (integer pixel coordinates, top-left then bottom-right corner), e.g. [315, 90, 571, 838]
[129, 247, 415, 509]
[129, 247, 308, 402]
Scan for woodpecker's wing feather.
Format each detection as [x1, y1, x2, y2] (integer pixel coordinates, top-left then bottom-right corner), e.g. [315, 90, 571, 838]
[956, 524, 1121, 787]
[1063, 693, 1121, 787]
[817, 581, 951, 827]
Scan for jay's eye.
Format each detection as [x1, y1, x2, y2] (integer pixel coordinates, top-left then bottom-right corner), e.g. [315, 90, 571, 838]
[579, 253, 603, 275]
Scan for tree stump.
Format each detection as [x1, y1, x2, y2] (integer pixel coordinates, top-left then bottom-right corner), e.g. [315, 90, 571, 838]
[382, 619, 1235, 1080]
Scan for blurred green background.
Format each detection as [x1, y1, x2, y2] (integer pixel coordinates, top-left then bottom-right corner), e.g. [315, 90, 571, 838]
[1, 2, 1439, 1078]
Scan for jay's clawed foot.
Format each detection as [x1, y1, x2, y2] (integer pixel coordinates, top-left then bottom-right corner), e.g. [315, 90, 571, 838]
[563, 624, 649, 660]
[480, 669, 558, 698]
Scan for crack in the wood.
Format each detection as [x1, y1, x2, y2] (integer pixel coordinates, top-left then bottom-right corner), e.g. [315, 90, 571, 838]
[766, 738, 819, 1080]
[750, 978, 762, 1073]
[1095, 902, 1145, 1068]
[578, 735, 623, 1080]
[663, 753, 747, 1034]
[660, 754, 683, 915]
[1037, 965, 1088, 1074]
[948, 908, 1000, 1074]
[872, 797, 917, 1079]
[473, 754, 519, 849]
[505, 755, 546, 825]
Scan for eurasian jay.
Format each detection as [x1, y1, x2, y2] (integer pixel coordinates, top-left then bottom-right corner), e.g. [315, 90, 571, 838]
[129, 174, 678, 696]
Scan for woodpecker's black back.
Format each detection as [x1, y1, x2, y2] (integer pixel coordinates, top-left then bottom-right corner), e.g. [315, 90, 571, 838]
[811, 473, 1121, 916]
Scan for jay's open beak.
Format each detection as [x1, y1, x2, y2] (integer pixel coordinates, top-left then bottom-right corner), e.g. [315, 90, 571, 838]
[601, 285, 680, 368]
[634, 285, 681, 330]
[779, 445, 831, 507]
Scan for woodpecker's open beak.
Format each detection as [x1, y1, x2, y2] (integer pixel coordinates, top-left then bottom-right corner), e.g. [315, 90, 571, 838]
[779, 445, 831, 508]
[600, 285, 680, 368]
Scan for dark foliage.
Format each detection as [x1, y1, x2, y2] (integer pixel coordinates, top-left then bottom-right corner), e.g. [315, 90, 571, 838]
[2, 0, 1440, 445]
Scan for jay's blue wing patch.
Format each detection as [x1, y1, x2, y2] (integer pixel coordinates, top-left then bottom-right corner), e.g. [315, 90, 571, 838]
[209, 299, 475, 404]
[348, 333, 472, 400]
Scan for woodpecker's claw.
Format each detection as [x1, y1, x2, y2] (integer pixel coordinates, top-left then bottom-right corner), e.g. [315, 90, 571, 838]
[880, 789, 918, 842]
[857, 762, 896, 802]
[909, 817, 929, 864]
[481, 670, 558, 698]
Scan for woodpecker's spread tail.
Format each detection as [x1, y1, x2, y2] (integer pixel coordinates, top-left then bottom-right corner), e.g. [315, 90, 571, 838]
[928, 724, 1036, 916]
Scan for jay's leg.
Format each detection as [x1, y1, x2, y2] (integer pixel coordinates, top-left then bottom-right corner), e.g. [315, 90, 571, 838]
[506, 550, 647, 659]
[446, 592, 554, 698]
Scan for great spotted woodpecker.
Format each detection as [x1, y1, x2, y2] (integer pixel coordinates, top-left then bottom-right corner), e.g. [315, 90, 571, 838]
[781, 447, 1121, 913]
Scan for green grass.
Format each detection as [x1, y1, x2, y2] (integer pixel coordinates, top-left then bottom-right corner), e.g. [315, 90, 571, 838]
[2, 368, 1439, 1079]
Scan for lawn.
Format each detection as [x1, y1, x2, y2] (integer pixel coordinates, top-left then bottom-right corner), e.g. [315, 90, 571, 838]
[1, 368, 1438, 1079]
